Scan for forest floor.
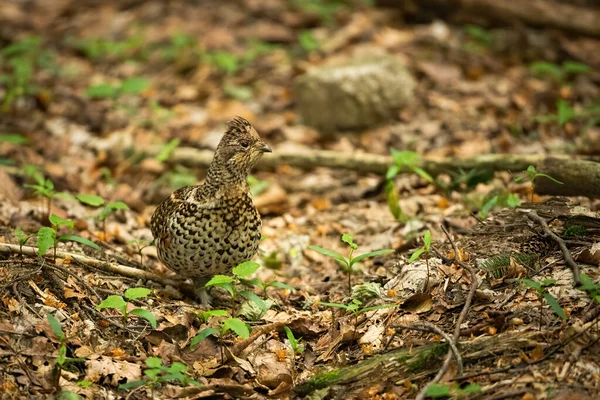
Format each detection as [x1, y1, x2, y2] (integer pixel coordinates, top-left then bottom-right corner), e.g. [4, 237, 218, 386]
[0, 1, 599, 399]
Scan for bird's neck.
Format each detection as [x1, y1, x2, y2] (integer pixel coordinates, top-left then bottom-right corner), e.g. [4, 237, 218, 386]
[204, 160, 250, 196]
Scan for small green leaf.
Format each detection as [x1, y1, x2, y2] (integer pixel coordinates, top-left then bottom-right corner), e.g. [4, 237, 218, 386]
[479, 195, 498, 219]
[408, 248, 426, 263]
[0, 133, 28, 144]
[198, 309, 228, 322]
[232, 261, 260, 278]
[543, 292, 566, 320]
[240, 291, 267, 314]
[120, 77, 150, 95]
[308, 245, 348, 266]
[37, 227, 56, 256]
[96, 295, 127, 314]
[146, 357, 163, 369]
[423, 230, 432, 251]
[319, 302, 351, 311]
[86, 83, 117, 99]
[341, 233, 357, 249]
[58, 235, 101, 250]
[49, 214, 74, 232]
[519, 278, 542, 292]
[557, 100, 576, 126]
[190, 328, 220, 348]
[76, 381, 93, 388]
[56, 389, 82, 400]
[205, 275, 235, 287]
[130, 309, 157, 329]
[46, 313, 64, 341]
[426, 383, 452, 398]
[14, 228, 31, 245]
[156, 138, 180, 162]
[105, 201, 129, 211]
[562, 61, 590, 75]
[125, 287, 152, 301]
[267, 281, 296, 291]
[76, 194, 105, 207]
[506, 193, 521, 208]
[352, 249, 394, 265]
[386, 165, 399, 180]
[222, 318, 250, 339]
[413, 167, 435, 184]
[118, 380, 146, 390]
[167, 362, 188, 373]
[533, 173, 563, 185]
[298, 30, 320, 52]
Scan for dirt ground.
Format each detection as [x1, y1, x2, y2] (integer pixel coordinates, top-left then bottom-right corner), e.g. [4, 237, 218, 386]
[0, 1, 599, 399]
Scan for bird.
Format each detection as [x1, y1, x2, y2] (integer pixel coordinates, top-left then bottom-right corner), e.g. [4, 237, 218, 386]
[150, 117, 271, 305]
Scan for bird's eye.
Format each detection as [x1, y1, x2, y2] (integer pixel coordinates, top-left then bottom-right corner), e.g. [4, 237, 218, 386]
[240, 140, 250, 148]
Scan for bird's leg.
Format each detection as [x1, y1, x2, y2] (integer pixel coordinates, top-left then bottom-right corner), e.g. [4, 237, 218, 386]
[193, 276, 212, 307]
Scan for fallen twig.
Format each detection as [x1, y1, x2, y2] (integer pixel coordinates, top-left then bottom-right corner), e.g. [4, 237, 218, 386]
[526, 211, 582, 286]
[0, 243, 182, 288]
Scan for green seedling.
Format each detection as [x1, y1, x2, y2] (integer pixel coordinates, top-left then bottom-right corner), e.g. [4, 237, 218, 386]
[535, 100, 600, 128]
[37, 214, 101, 262]
[76, 193, 105, 207]
[0, 36, 54, 111]
[479, 190, 520, 219]
[69, 34, 146, 61]
[284, 326, 305, 355]
[519, 279, 566, 328]
[239, 274, 295, 299]
[126, 238, 152, 265]
[97, 201, 129, 239]
[515, 165, 563, 202]
[14, 228, 34, 257]
[385, 181, 406, 222]
[578, 273, 600, 303]
[46, 314, 85, 394]
[204, 261, 268, 314]
[95, 287, 156, 329]
[158, 164, 197, 189]
[320, 298, 397, 337]
[248, 175, 269, 196]
[529, 61, 590, 84]
[309, 233, 394, 294]
[298, 30, 320, 53]
[190, 317, 251, 362]
[408, 230, 432, 291]
[0, 133, 29, 165]
[24, 171, 56, 220]
[426, 382, 481, 398]
[155, 138, 180, 162]
[86, 77, 150, 102]
[118, 357, 200, 395]
[463, 24, 494, 52]
[291, 0, 345, 27]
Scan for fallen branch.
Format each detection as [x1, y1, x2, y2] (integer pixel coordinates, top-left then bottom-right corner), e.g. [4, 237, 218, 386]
[157, 147, 600, 198]
[0, 243, 182, 288]
[526, 211, 582, 287]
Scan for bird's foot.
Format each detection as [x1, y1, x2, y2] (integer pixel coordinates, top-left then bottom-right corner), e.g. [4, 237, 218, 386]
[193, 277, 212, 307]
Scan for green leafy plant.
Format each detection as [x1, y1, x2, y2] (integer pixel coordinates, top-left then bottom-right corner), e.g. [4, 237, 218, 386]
[578, 273, 600, 303]
[118, 357, 200, 394]
[69, 34, 146, 61]
[309, 233, 394, 294]
[463, 24, 494, 52]
[408, 230, 432, 290]
[320, 298, 397, 337]
[155, 138, 180, 162]
[86, 77, 150, 101]
[24, 172, 56, 220]
[515, 165, 563, 202]
[75, 193, 105, 207]
[95, 287, 156, 329]
[529, 61, 590, 84]
[284, 326, 305, 355]
[47, 314, 85, 393]
[298, 30, 320, 53]
[426, 382, 481, 398]
[190, 316, 251, 360]
[126, 238, 153, 265]
[204, 261, 267, 314]
[535, 100, 600, 128]
[14, 228, 34, 257]
[479, 190, 521, 219]
[0, 36, 54, 111]
[519, 279, 566, 328]
[96, 201, 129, 239]
[36, 214, 101, 262]
[248, 175, 270, 197]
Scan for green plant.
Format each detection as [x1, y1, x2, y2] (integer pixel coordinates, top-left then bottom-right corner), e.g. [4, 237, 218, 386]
[190, 316, 251, 353]
[298, 31, 320, 53]
[76, 194, 105, 207]
[97, 201, 130, 239]
[24, 172, 56, 220]
[578, 273, 600, 303]
[126, 239, 153, 265]
[37, 214, 101, 262]
[47, 314, 85, 393]
[284, 326, 305, 355]
[161, 32, 200, 63]
[479, 190, 520, 219]
[408, 230, 432, 290]
[426, 382, 481, 398]
[515, 165, 563, 202]
[118, 357, 200, 394]
[158, 164, 197, 189]
[248, 175, 270, 196]
[0, 36, 54, 111]
[529, 61, 590, 84]
[309, 233, 394, 294]
[463, 24, 494, 52]
[86, 77, 150, 101]
[385, 180, 406, 222]
[319, 298, 397, 337]
[535, 100, 600, 128]
[204, 261, 268, 314]
[155, 138, 180, 162]
[14, 228, 34, 257]
[291, 0, 345, 26]
[95, 287, 156, 329]
[519, 279, 566, 328]
[69, 34, 146, 61]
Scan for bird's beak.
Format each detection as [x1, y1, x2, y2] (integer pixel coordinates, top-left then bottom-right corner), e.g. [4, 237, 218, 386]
[258, 143, 272, 153]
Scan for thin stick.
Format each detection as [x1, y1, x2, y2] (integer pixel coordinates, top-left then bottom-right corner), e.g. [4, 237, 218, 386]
[0, 243, 182, 288]
[526, 211, 582, 286]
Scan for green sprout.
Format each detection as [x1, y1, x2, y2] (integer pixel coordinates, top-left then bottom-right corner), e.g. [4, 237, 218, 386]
[95, 287, 156, 329]
[515, 165, 563, 202]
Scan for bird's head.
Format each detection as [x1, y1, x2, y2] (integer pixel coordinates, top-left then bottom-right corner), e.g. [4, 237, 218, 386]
[210, 117, 271, 186]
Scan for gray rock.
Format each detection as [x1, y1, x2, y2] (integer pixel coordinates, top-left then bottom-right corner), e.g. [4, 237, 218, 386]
[294, 56, 415, 133]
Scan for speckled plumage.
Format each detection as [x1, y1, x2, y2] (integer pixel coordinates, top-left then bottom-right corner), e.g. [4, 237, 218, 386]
[151, 117, 271, 303]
